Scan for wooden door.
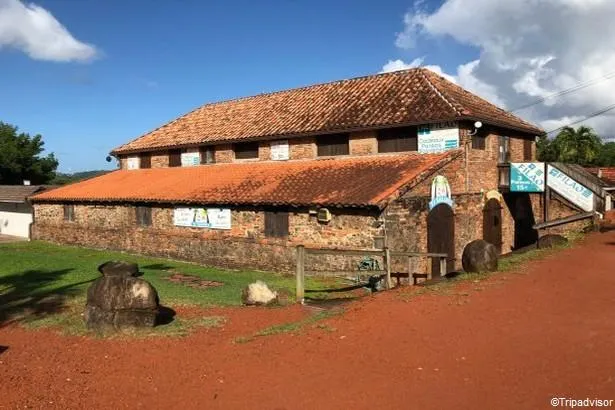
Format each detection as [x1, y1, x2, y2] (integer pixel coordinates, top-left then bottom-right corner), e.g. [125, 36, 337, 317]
[483, 199, 503, 254]
[427, 204, 455, 277]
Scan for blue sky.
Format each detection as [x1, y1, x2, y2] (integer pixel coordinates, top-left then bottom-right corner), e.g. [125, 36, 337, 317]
[0, 0, 476, 172]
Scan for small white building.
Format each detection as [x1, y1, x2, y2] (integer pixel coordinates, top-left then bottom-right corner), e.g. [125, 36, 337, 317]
[0, 185, 55, 239]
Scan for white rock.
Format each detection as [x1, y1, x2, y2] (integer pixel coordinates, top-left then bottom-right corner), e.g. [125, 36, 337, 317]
[241, 281, 278, 305]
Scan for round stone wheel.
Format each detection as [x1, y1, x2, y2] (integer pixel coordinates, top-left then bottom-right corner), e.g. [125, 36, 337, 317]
[462, 240, 498, 273]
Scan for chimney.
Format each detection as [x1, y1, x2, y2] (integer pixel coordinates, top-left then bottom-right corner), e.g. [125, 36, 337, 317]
[23, 180, 31, 186]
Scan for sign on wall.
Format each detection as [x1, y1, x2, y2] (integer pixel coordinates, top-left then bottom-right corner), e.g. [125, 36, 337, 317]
[546, 165, 594, 212]
[429, 175, 454, 210]
[173, 208, 231, 229]
[270, 140, 289, 161]
[181, 152, 200, 167]
[127, 156, 140, 170]
[510, 163, 545, 192]
[418, 122, 460, 154]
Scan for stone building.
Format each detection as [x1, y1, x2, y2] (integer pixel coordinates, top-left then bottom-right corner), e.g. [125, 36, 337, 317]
[31, 68, 581, 275]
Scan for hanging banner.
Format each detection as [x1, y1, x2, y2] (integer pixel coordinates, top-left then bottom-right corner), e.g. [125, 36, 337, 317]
[418, 122, 460, 154]
[181, 152, 200, 167]
[429, 175, 454, 210]
[173, 208, 231, 229]
[510, 162, 545, 192]
[546, 165, 594, 212]
[270, 140, 289, 160]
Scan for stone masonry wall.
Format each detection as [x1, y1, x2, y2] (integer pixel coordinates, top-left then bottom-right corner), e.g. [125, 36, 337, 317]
[289, 137, 316, 160]
[349, 131, 377, 155]
[32, 204, 383, 274]
[214, 144, 234, 163]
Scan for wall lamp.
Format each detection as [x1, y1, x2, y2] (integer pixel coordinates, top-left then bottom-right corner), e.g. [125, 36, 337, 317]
[467, 121, 483, 136]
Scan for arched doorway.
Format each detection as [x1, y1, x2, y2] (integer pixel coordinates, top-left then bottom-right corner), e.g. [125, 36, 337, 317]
[427, 203, 455, 277]
[483, 198, 503, 254]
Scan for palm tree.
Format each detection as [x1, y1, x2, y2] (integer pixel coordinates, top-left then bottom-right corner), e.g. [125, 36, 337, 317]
[552, 126, 602, 165]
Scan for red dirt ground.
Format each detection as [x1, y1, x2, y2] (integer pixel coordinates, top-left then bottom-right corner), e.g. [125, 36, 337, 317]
[2, 232, 615, 409]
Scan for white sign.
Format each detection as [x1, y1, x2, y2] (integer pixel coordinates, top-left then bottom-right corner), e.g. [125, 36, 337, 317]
[418, 122, 460, 154]
[510, 163, 545, 192]
[547, 165, 594, 212]
[181, 152, 200, 167]
[173, 208, 231, 229]
[270, 140, 289, 161]
[127, 156, 140, 170]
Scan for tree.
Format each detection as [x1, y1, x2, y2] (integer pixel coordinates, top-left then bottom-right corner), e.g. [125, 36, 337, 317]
[595, 142, 615, 166]
[536, 134, 559, 162]
[0, 122, 58, 185]
[552, 126, 602, 165]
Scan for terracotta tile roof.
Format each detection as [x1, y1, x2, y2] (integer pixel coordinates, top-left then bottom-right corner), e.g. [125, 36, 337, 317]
[112, 68, 543, 155]
[31, 152, 459, 208]
[586, 167, 615, 186]
[0, 185, 53, 203]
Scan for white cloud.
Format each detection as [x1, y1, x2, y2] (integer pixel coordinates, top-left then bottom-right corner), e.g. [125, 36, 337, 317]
[0, 0, 98, 62]
[386, 0, 615, 136]
[380, 57, 457, 84]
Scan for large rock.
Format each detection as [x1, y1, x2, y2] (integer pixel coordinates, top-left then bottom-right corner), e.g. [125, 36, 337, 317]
[462, 240, 498, 273]
[85, 261, 159, 331]
[241, 281, 278, 306]
[538, 234, 568, 249]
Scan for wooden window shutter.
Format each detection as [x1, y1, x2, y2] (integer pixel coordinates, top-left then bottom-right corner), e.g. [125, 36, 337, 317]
[472, 135, 486, 150]
[136, 206, 152, 227]
[140, 153, 152, 168]
[200, 147, 215, 164]
[234, 142, 259, 159]
[63, 204, 75, 222]
[169, 149, 182, 167]
[523, 139, 533, 161]
[317, 134, 349, 157]
[377, 127, 418, 153]
[264, 211, 289, 238]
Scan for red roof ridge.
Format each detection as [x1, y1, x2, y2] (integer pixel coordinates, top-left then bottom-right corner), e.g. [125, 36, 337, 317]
[418, 68, 464, 116]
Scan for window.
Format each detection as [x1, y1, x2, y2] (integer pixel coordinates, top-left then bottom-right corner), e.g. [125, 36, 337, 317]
[63, 204, 75, 222]
[523, 139, 533, 161]
[317, 134, 349, 156]
[377, 127, 418, 153]
[136, 206, 152, 227]
[200, 146, 215, 164]
[498, 135, 510, 163]
[234, 142, 259, 160]
[264, 211, 289, 238]
[472, 134, 486, 150]
[140, 153, 152, 169]
[169, 149, 182, 167]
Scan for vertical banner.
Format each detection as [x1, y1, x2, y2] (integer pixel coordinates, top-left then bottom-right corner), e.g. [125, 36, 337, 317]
[510, 163, 545, 192]
[127, 156, 140, 170]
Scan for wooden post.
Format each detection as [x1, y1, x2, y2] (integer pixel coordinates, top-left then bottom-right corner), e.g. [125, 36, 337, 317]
[439, 256, 447, 279]
[407, 256, 412, 286]
[296, 245, 305, 303]
[384, 247, 392, 289]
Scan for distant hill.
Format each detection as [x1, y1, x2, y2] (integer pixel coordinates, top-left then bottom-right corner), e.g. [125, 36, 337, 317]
[51, 170, 112, 185]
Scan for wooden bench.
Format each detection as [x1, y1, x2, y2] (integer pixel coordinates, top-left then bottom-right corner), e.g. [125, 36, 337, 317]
[390, 272, 430, 286]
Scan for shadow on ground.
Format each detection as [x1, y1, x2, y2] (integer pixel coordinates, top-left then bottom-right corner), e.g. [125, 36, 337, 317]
[0, 269, 93, 328]
[0, 345, 7, 355]
[156, 305, 176, 326]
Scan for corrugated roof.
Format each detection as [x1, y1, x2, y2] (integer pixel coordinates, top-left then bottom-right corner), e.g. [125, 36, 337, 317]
[111, 68, 543, 155]
[0, 185, 52, 203]
[30, 152, 459, 208]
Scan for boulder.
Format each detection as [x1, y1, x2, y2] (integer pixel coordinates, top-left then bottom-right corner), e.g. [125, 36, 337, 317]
[538, 234, 568, 249]
[85, 261, 159, 331]
[462, 240, 498, 273]
[241, 281, 278, 306]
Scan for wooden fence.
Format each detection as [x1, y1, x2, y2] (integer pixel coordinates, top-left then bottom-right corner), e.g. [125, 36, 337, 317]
[295, 245, 448, 302]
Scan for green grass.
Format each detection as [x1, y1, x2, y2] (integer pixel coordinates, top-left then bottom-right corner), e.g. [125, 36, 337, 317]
[234, 308, 343, 343]
[0, 240, 335, 332]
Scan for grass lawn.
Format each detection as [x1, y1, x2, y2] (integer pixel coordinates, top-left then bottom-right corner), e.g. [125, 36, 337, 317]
[0, 241, 337, 333]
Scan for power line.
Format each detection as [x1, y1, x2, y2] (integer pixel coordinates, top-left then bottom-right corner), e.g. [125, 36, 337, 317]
[511, 70, 615, 113]
[545, 103, 615, 134]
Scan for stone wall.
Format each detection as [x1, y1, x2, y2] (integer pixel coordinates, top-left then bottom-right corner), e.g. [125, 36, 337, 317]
[289, 137, 316, 160]
[349, 131, 377, 155]
[32, 203, 383, 274]
[214, 144, 234, 163]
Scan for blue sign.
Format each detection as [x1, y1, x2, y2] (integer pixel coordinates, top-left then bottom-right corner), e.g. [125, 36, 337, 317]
[510, 163, 545, 192]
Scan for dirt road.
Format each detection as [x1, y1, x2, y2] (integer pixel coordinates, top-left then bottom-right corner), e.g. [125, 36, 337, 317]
[1, 232, 615, 409]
